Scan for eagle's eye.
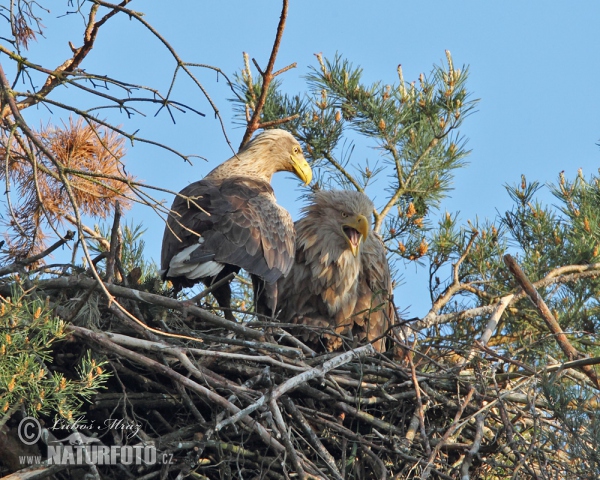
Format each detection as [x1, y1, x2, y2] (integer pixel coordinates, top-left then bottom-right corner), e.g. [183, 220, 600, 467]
[293, 146, 300, 154]
[341, 212, 348, 218]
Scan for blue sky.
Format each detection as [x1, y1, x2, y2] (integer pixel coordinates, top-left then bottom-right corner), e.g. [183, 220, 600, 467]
[8, 2, 600, 316]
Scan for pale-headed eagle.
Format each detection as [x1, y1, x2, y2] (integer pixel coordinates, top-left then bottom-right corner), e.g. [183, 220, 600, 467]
[277, 190, 394, 352]
[160, 129, 312, 320]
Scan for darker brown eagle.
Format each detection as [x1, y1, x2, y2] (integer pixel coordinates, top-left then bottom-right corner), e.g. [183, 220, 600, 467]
[160, 129, 312, 320]
[277, 190, 394, 352]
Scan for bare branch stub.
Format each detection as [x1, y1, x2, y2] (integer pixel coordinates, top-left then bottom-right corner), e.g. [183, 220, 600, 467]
[239, 0, 290, 148]
[105, 201, 122, 284]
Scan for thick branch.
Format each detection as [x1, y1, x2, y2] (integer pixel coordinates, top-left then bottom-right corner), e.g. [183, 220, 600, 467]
[18, 274, 266, 342]
[70, 326, 285, 453]
[215, 344, 374, 431]
[503, 254, 600, 388]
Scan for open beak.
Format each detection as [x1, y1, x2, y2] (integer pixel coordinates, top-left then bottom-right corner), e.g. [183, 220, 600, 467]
[290, 153, 312, 186]
[342, 214, 369, 257]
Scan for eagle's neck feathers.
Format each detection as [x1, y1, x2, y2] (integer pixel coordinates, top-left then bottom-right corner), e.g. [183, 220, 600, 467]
[207, 135, 294, 183]
[297, 219, 363, 316]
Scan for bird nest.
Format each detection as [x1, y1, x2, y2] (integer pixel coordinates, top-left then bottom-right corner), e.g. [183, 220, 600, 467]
[0, 256, 578, 480]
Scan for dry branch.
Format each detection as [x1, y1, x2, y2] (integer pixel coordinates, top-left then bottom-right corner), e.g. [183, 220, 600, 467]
[4, 257, 591, 479]
[19, 274, 267, 341]
[504, 254, 600, 388]
[0, 231, 74, 276]
[69, 325, 287, 454]
[216, 344, 374, 431]
[239, 0, 292, 147]
[1, 4, 598, 478]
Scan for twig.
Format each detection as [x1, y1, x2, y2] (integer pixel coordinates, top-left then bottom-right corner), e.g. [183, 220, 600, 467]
[88, 0, 236, 151]
[107, 302, 158, 341]
[257, 114, 300, 130]
[374, 134, 443, 232]
[279, 332, 318, 357]
[104, 331, 307, 371]
[543, 355, 600, 374]
[105, 201, 121, 284]
[409, 350, 431, 454]
[420, 387, 475, 479]
[170, 349, 257, 400]
[404, 409, 425, 448]
[323, 151, 364, 194]
[420, 232, 478, 326]
[259, 344, 373, 401]
[313, 412, 455, 480]
[108, 361, 173, 395]
[69, 325, 286, 453]
[414, 262, 600, 331]
[182, 331, 304, 358]
[173, 381, 207, 425]
[361, 445, 388, 480]
[22, 274, 265, 341]
[64, 214, 111, 249]
[270, 399, 306, 479]
[481, 343, 600, 384]
[1, 2, 130, 117]
[187, 272, 236, 303]
[475, 341, 536, 375]
[335, 401, 404, 436]
[459, 293, 515, 368]
[479, 293, 514, 347]
[0, 63, 161, 375]
[272, 62, 297, 77]
[281, 396, 344, 480]
[0, 231, 75, 276]
[459, 413, 486, 480]
[215, 344, 374, 431]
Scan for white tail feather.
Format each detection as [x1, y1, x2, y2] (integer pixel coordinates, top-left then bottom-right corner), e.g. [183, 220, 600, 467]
[167, 242, 224, 279]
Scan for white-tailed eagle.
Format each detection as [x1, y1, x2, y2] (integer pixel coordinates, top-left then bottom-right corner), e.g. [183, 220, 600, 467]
[160, 129, 312, 320]
[277, 190, 394, 352]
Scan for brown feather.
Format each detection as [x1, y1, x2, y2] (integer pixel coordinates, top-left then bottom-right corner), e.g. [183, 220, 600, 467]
[351, 232, 394, 352]
[160, 129, 310, 320]
[277, 190, 394, 352]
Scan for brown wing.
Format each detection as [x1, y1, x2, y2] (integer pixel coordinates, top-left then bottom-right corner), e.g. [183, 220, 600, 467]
[161, 179, 224, 277]
[161, 176, 295, 286]
[351, 233, 394, 352]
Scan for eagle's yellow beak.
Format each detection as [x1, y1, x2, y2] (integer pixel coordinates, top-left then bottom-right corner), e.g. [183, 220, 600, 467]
[290, 153, 312, 186]
[342, 214, 369, 257]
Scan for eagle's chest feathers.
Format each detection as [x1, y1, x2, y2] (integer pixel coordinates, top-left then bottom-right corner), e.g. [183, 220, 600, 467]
[303, 238, 362, 318]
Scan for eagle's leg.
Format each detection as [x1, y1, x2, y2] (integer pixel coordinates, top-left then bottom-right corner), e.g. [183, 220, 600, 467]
[251, 275, 276, 318]
[203, 267, 239, 321]
[208, 281, 235, 321]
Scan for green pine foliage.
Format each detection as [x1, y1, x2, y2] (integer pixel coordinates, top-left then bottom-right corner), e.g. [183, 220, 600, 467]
[542, 374, 600, 475]
[91, 221, 160, 285]
[232, 52, 477, 268]
[0, 292, 109, 421]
